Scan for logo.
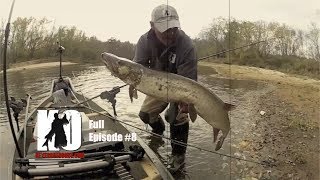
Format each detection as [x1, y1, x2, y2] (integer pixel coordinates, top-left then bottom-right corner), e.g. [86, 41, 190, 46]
[37, 110, 82, 151]
[164, 9, 170, 16]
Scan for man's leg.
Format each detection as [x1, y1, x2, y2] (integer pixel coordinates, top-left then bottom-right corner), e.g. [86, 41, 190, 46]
[170, 122, 189, 155]
[165, 103, 189, 172]
[138, 96, 168, 135]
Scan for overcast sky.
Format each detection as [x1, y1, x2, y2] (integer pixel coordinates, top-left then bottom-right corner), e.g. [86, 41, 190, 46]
[1, 0, 319, 43]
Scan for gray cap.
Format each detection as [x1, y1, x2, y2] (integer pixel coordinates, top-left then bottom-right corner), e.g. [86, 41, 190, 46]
[151, 4, 180, 33]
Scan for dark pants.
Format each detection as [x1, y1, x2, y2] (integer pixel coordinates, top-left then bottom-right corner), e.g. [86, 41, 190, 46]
[170, 120, 189, 155]
[138, 96, 189, 155]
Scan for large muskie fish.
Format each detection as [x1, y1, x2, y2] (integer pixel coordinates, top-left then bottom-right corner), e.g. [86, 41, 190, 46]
[101, 53, 231, 150]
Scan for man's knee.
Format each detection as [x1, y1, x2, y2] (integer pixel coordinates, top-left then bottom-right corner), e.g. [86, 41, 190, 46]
[138, 111, 150, 124]
[139, 111, 165, 135]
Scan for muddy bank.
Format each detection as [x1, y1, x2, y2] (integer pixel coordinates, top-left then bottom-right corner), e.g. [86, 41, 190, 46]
[199, 62, 319, 180]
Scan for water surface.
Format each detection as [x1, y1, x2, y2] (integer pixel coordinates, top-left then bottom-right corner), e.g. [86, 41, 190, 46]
[0, 63, 265, 179]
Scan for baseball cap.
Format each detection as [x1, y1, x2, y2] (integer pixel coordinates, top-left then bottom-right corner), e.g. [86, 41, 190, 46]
[151, 4, 180, 33]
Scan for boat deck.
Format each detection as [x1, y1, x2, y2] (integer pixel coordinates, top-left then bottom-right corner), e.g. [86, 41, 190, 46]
[12, 78, 173, 180]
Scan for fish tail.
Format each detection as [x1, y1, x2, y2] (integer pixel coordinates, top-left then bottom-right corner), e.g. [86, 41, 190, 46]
[212, 127, 227, 151]
[213, 127, 219, 143]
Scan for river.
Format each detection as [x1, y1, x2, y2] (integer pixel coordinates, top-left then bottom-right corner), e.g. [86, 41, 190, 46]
[0, 62, 264, 180]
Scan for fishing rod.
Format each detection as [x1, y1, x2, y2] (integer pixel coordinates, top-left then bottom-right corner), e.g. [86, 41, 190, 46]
[98, 39, 271, 92]
[80, 104, 271, 166]
[198, 39, 268, 61]
[2, 0, 23, 158]
[71, 40, 273, 162]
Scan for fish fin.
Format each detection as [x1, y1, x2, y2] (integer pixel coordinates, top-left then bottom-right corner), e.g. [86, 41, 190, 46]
[133, 89, 138, 99]
[213, 127, 220, 143]
[215, 135, 226, 151]
[129, 85, 137, 103]
[188, 104, 197, 122]
[224, 103, 236, 111]
[213, 128, 227, 151]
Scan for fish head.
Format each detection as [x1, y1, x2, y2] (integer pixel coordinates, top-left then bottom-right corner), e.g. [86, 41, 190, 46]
[101, 53, 142, 85]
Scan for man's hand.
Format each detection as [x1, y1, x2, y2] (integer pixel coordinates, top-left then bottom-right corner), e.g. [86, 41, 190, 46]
[175, 102, 190, 126]
[129, 85, 138, 102]
[178, 102, 189, 113]
[178, 102, 197, 122]
[45, 135, 52, 142]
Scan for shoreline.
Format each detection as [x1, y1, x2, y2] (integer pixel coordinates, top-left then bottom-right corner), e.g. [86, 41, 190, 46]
[0, 61, 77, 73]
[199, 61, 319, 179]
[199, 62, 320, 89]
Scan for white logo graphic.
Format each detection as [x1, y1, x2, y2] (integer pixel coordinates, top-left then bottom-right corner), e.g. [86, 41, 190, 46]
[37, 110, 82, 151]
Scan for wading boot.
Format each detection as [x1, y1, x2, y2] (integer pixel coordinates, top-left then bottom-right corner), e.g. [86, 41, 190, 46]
[167, 122, 189, 173]
[167, 153, 186, 173]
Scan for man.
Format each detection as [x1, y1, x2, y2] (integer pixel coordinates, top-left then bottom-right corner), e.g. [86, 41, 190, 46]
[133, 4, 197, 172]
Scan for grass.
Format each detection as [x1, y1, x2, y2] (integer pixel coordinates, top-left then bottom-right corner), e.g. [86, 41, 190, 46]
[204, 54, 319, 80]
[288, 117, 317, 131]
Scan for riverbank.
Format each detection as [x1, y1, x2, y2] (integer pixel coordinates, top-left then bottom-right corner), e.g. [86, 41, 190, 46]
[199, 61, 319, 179]
[0, 59, 77, 73]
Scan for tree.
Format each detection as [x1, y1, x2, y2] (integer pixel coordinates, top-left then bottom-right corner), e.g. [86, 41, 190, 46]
[306, 23, 320, 60]
[26, 17, 51, 59]
[199, 17, 228, 58]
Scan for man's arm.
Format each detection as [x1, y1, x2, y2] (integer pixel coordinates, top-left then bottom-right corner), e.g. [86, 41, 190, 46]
[133, 35, 150, 67]
[176, 46, 197, 119]
[177, 47, 197, 81]
[62, 114, 69, 125]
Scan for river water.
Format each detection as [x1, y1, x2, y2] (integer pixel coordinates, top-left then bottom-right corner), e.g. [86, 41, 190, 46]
[0, 63, 264, 180]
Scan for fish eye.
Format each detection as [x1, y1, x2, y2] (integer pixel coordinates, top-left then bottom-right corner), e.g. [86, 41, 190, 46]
[117, 60, 123, 66]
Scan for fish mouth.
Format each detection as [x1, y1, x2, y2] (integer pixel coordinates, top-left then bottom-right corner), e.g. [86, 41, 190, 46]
[101, 52, 143, 86]
[101, 53, 120, 76]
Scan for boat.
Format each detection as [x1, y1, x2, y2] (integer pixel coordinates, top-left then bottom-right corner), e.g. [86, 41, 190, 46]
[1, 2, 173, 178]
[6, 47, 174, 180]
[11, 74, 174, 180]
